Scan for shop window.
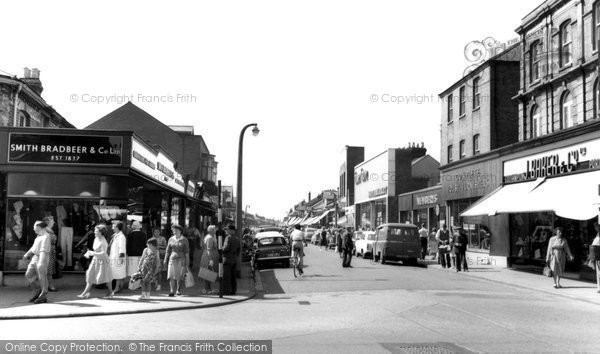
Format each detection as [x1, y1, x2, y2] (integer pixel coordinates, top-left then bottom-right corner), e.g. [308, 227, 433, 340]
[3, 199, 127, 272]
[560, 21, 572, 67]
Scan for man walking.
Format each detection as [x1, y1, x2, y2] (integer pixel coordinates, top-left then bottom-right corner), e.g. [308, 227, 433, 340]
[342, 228, 354, 268]
[23, 220, 51, 304]
[419, 223, 429, 260]
[222, 225, 241, 295]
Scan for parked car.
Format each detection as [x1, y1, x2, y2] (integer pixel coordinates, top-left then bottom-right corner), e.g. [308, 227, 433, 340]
[253, 231, 291, 268]
[372, 223, 420, 265]
[354, 230, 376, 258]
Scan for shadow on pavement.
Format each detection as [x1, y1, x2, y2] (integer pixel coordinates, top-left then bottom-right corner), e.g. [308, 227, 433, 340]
[259, 270, 285, 295]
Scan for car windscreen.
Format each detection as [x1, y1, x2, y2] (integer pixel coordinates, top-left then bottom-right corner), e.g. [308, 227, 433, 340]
[258, 237, 286, 246]
[387, 228, 418, 241]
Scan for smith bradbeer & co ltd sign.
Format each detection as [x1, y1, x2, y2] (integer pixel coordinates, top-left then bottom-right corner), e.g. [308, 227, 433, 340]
[8, 133, 122, 165]
[503, 138, 600, 183]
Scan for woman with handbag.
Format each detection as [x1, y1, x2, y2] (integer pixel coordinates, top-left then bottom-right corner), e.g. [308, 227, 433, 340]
[164, 224, 189, 296]
[78, 225, 113, 298]
[546, 227, 574, 289]
[199, 225, 219, 294]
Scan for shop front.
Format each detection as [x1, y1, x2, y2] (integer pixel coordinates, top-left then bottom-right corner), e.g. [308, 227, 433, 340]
[0, 128, 195, 276]
[463, 134, 600, 280]
[397, 185, 443, 231]
[441, 156, 507, 267]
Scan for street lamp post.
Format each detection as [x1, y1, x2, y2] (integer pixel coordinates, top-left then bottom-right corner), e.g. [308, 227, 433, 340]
[236, 123, 259, 276]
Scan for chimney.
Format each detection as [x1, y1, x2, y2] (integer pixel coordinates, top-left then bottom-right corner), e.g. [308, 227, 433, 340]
[308, 192, 311, 201]
[21, 67, 43, 96]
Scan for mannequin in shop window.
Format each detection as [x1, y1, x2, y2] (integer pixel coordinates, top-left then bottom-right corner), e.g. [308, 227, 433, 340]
[57, 202, 74, 270]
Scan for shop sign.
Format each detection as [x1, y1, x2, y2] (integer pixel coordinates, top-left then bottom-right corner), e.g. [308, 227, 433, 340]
[186, 181, 195, 197]
[130, 138, 184, 193]
[446, 169, 494, 194]
[415, 193, 439, 207]
[368, 187, 388, 199]
[8, 133, 122, 165]
[503, 138, 600, 183]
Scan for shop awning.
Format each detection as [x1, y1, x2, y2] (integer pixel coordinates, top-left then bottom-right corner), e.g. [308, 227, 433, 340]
[336, 215, 348, 227]
[313, 209, 333, 223]
[461, 171, 600, 221]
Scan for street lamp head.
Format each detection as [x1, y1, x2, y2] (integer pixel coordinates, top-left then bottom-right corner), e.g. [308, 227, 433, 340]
[252, 125, 260, 136]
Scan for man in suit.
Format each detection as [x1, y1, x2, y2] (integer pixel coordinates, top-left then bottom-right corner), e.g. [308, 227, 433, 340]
[222, 224, 241, 295]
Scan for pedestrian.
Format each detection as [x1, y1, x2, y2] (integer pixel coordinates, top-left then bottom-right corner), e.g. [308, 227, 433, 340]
[436, 223, 451, 269]
[222, 224, 241, 295]
[164, 224, 189, 296]
[199, 225, 219, 294]
[75, 222, 96, 271]
[591, 223, 600, 293]
[127, 221, 147, 283]
[429, 227, 438, 261]
[78, 224, 113, 298]
[23, 220, 51, 304]
[342, 228, 354, 268]
[109, 221, 127, 294]
[43, 216, 58, 292]
[184, 226, 201, 269]
[134, 237, 160, 300]
[452, 228, 468, 272]
[419, 223, 428, 260]
[546, 226, 574, 288]
[336, 230, 343, 257]
[320, 228, 327, 251]
[153, 227, 167, 291]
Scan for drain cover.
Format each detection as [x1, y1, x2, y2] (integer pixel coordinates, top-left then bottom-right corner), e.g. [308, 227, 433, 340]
[298, 301, 310, 305]
[381, 342, 475, 354]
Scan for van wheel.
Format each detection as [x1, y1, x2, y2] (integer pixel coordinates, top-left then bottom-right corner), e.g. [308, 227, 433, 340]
[405, 258, 417, 266]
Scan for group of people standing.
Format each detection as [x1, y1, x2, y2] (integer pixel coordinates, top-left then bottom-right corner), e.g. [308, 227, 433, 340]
[433, 223, 469, 272]
[23, 219, 242, 304]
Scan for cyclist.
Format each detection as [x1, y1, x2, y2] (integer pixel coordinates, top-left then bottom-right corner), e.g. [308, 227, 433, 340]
[290, 224, 305, 275]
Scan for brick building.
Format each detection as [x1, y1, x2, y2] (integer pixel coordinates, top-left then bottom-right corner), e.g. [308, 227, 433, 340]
[0, 68, 74, 128]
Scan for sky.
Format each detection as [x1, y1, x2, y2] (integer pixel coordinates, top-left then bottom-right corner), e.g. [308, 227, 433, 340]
[1, 0, 542, 220]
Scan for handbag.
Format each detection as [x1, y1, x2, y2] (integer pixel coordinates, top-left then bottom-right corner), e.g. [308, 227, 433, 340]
[185, 267, 195, 288]
[543, 265, 552, 277]
[198, 265, 218, 282]
[128, 277, 141, 290]
[17, 258, 28, 270]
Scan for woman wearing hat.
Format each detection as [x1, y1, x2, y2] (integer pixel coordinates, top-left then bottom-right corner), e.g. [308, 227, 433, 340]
[164, 224, 189, 296]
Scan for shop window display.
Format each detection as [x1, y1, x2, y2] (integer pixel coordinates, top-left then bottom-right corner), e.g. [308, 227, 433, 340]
[462, 223, 491, 251]
[3, 199, 127, 272]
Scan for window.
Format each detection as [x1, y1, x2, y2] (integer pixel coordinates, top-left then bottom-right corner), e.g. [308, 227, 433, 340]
[472, 78, 480, 109]
[459, 140, 466, 159]
[561, 91, 575, 129]
[594, 80, 600, 119]
[560, 21, 572, 66]
[595, 2, 600, 50]
[459, 86, 466, 116]
[473, 134, 480, 155]
[447, 94, 453, 122]
[17, 111, 31, 127]
[447, 145, 453, 163]
[530, 41, 541, 82]
[531, 105, 541, 138]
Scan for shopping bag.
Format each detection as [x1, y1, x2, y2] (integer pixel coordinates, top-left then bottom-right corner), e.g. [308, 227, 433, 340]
[17, 259, 28, 270]
[128, 278, 141, 290]
[185, 268, 195, 288]
[198, 266, 218, 282]
[543, 265, 552, 277]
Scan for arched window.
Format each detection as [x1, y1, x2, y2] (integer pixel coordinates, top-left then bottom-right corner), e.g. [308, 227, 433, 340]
[17, 111, 31, 127]
[531, 105, 540, 138]
[560, 21, 572, 67]
[561, 91, 574, 129]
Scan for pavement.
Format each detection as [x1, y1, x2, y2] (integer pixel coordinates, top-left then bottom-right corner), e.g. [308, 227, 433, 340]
[0, 263, 257, 320]
[424, 259, 600, 306]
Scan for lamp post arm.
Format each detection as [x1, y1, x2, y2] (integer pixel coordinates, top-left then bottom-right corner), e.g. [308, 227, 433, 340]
[236, 123, 258, 239]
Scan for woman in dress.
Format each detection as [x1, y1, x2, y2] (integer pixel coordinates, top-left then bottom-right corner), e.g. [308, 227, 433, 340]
[164, 224, 189, 296]
[78, 225, 113, 298]
[43, 216, 58, 292]
[199, 225, 219, 294]
[546, 226, 574, 289]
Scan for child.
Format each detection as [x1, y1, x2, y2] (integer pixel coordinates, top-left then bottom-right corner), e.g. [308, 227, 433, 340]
[135, 237, 160, 300]
[153, 228, 167, 291]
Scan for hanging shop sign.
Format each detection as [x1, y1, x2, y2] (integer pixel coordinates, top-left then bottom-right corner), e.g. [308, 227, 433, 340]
[130, 138, 185, 193]
[8, 133, 122, 165]
[503, 138, 600, 183]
